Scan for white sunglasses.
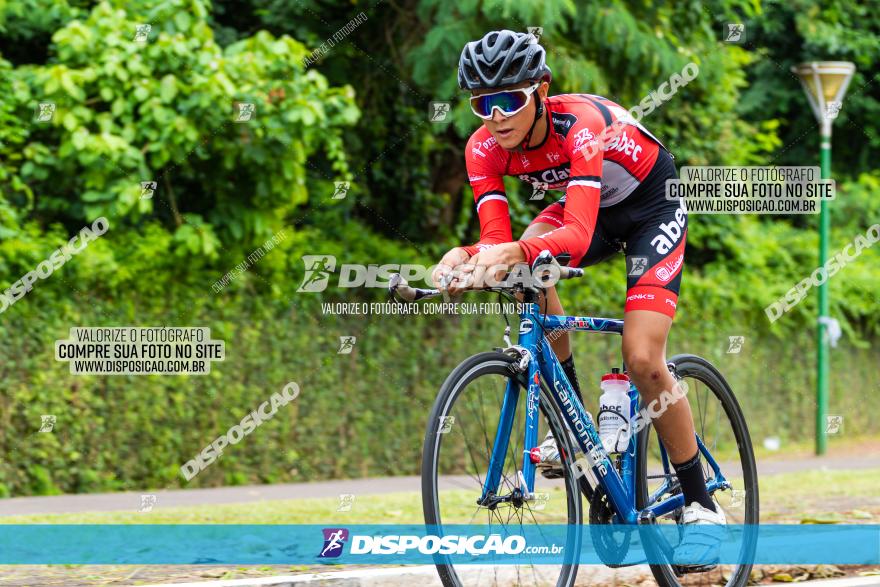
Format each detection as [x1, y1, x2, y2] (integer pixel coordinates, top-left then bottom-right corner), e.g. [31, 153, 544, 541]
[469, 83, 540, 120]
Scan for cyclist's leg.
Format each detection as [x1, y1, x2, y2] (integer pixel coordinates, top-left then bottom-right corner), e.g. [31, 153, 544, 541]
[619, 188, 718, 514]
[625, 310, 726, 568]
[620, 150, 724, 569]
[622, 310, 696, 463]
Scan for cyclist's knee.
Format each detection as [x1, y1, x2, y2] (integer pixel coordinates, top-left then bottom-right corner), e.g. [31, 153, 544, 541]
[622, 347, 665, 383]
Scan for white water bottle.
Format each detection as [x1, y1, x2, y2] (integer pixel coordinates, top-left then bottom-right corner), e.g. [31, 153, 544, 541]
[598, 368, 631, 453]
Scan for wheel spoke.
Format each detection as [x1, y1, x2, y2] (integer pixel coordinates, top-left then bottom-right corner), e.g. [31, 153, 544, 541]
[637, 363, 758, 587]
[427, 360, 581, 585]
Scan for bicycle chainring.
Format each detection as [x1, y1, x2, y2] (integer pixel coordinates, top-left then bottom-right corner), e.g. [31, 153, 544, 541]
[588, 488, 633, 567]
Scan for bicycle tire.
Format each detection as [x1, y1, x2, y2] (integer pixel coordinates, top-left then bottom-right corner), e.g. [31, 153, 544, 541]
[635, 353, 759, 587]
[422, 351, 583, 587]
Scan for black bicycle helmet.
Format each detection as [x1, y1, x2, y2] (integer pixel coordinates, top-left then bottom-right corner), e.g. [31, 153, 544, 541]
[458, 30, 552, 90]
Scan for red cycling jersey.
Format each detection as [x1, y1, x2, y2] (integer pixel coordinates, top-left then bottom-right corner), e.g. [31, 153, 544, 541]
[463, 94, 667, 266]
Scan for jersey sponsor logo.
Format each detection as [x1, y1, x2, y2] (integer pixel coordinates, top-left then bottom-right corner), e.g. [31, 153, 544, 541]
[603, 185, 620, 199]
[468, 174, 487, 182]
[665, 298, 677, 309]
[606, 129, 643, 162]
[551, 111, 578, 137]
[540, 166, 570, 184]
[650, 199, 687, 254]
[472, 136, 498, 158]
[519, 318, 533, 334]
[626, 292, 655, 302]
[654, 252, 684, 283]
[546, 151, 560, 163]
[517, 165, 571, 187]
[519, 153, 531, 168]
[572, 127, 598, 151]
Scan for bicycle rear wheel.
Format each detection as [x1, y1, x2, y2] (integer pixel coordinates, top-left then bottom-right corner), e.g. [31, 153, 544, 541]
[636, 354, 759, 587]
[422, 351, 582, 587]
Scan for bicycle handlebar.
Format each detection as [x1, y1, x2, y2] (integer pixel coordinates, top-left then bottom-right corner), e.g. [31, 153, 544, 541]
[387, 250, 582, 304]
[388, 273, 441, 302]
[532, 249, 584, 281]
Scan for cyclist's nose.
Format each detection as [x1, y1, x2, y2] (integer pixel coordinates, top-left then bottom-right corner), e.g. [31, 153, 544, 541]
[491, 109, 509, 124]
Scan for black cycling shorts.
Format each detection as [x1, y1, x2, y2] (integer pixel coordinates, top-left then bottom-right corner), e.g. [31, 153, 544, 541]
[529, 149, 686, 317]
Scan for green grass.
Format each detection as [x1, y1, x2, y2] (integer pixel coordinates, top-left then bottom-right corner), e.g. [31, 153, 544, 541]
[2, 467, 878, 525]
[759, 468, 880, 522]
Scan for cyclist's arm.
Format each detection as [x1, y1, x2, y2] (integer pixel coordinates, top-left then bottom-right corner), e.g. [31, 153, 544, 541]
[517, 127, 603, 266]
[461, 135, 512, 256]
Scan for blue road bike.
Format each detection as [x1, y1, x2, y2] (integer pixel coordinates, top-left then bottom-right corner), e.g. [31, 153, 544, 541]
[390, 252, 758, 587]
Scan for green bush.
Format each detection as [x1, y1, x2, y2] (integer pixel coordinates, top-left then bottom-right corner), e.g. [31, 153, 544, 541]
[1, 283, 877, 496]
[1, 0, 878, 496]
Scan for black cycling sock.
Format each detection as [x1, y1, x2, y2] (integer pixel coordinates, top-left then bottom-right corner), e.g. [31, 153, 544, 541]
[560, 355, 583, 404]
[672, 450, 717, 512]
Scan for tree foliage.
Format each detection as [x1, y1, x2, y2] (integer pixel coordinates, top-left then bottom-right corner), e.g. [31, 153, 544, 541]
[0, 0, 878, 495]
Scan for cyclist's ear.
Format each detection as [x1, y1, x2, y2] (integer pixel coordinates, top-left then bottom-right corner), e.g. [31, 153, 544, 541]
[538, 80, 550, 99]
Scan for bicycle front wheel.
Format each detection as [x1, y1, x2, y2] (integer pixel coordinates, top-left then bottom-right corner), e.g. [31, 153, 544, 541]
[422, 351, 583, 587]
[636, 353, 759, 587]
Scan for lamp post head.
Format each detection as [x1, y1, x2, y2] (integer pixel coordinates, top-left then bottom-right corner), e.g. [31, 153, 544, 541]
[791, 61, 856, 129]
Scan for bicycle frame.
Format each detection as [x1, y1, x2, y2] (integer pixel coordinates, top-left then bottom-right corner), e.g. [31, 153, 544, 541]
[479, 301, 729, 525]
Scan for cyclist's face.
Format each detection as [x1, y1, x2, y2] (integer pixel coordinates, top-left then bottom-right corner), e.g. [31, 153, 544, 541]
[474, 81, 548, 149]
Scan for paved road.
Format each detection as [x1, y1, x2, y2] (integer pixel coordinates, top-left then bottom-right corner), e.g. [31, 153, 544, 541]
[2, 448, 878, 516]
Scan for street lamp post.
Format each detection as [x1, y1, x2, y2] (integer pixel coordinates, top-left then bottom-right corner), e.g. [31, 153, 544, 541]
[791, 61, 856, 455]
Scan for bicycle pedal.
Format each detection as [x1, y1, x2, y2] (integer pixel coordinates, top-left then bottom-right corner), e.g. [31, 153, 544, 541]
[538, 468, 564, 479]
[673, 563, 718, 576]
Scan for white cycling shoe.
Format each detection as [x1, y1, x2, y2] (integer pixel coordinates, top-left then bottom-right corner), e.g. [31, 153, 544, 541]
[533, 431, 564, 477]
[673, 500, 727, 572]
[534, 430, 589, 479]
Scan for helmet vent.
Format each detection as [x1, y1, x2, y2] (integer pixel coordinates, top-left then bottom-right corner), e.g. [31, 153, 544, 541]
[458, 29, 552, 91]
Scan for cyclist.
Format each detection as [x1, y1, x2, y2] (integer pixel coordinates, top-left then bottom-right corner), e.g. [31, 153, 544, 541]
[432, 29, 724, 568]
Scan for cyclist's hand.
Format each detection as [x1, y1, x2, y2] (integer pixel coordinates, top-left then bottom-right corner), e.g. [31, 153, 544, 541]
[466, 243, 527, 285]
[433, 247, 471, 290]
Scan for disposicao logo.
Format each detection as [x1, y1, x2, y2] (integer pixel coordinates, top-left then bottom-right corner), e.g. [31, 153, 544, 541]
[318, 528, 349, 558]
